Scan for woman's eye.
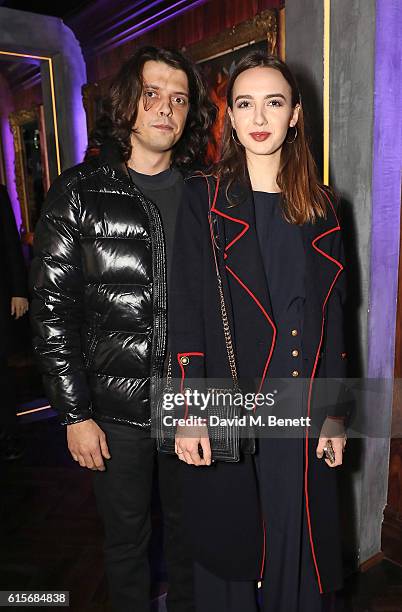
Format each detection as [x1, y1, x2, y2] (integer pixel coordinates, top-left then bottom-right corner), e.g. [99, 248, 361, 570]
[173, 97, 187, 105]
[268, 99, 283, 107]
[144, 90, 157, 98]
[237, 100, 251, 108]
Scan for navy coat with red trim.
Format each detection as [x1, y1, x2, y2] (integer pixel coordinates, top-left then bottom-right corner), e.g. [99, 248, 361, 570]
[168, 175, 348, 592]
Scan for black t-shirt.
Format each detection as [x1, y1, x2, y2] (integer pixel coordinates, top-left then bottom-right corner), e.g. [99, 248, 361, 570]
[253, 191, 306, 381]
[253, 191, 305, 324]
[128, 166, 183, 284]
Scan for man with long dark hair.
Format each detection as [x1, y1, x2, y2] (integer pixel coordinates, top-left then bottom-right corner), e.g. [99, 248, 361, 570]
[30, 46, 216, 612]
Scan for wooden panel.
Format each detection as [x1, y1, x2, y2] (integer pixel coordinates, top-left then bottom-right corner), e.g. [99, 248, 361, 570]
[382, 504, 402, 566]
[76, 0, 283, 82]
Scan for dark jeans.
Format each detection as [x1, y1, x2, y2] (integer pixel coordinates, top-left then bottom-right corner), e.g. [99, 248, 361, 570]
[93, 421, 194, 612]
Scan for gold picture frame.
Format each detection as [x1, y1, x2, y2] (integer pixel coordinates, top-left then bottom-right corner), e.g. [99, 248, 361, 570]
[9, 105, 50, 242]
[183, 9, 280, 63]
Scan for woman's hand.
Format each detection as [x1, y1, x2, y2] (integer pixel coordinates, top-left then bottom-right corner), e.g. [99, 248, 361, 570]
[316, 417, 347, 467]
[175, 424, 212, 466]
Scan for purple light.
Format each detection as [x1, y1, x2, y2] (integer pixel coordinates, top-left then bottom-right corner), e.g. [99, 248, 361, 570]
[69, 64, 88, 163]
[368, 0, 402, 378]
[97, 0, 209, 52]
[97, 0, 177, 38]
[1, 119, 20, 228]
[0, 74, 21, 229]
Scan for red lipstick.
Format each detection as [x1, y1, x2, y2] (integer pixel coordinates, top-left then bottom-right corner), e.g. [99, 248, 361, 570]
[250, 132, 271, 142]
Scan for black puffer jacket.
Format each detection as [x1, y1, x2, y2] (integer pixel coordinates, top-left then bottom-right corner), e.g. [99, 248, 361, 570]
[30, 149, 166, 427]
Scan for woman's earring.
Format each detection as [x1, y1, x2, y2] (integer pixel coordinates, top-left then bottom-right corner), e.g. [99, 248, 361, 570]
[286, 125, 298, 144]
[231, 127, 242, 146]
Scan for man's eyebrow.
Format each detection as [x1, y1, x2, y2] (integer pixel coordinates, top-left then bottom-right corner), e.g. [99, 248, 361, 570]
[172, 91, 189, 97]
[144, 83, 189, 97]
[234, 93, 287, 102]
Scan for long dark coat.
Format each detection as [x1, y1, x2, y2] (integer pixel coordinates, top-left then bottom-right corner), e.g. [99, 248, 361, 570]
[169, 174, 349, 594]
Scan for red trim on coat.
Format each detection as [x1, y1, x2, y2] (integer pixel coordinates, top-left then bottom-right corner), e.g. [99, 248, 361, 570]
[225, 265, 277, 399]
[206, 176, 270, 579]
[206, 175, 278, 399]
[209, 180, 250, 255]
[304, 222, 344, 594]
[177, 352, 205, 419]
[260, 519, 267, 580]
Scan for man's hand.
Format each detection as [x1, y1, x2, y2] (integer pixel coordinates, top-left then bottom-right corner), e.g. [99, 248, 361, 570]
[11, 297, 28, 319]
[175, 424, 212, 466]
[67, 419, 111, 471]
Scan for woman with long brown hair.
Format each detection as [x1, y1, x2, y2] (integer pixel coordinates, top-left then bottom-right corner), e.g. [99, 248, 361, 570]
[168, 52, 348, 611]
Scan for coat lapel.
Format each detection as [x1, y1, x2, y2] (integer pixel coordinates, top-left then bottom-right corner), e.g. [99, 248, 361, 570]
[210, 180, 276, 393]
[301, 195, 344, 360]
[210, 179, 343, 390]
[212, 182, 273, 318]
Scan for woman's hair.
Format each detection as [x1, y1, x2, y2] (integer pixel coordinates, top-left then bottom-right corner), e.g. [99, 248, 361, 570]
[87, 46, 217, 171]
[215, 52, 331, 223]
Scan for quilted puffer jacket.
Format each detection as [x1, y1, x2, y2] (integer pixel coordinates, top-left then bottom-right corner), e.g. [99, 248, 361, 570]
[30, 147, 167, 427]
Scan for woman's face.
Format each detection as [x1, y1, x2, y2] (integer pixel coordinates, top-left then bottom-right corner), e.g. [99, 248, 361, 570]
[227, 66, 300, 157]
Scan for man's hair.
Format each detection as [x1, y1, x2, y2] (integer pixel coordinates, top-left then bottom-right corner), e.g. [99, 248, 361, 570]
[88, 46, 217, 170]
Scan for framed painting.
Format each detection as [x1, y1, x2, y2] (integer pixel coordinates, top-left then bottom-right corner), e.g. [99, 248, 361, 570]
[82, 79, 112, 139]
[185, 9, 282, 160]
[9, 105, 50, 243]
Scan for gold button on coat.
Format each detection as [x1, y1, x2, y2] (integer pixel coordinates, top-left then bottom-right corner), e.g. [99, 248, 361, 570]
[292, 370, 299, 377]
[291, 329, 298, 336]
[292, 349, 299, 357]
[180, 356, 189, 366]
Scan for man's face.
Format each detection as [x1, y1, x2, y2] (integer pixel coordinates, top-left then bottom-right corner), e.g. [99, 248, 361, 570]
[132, 60, 190, 155]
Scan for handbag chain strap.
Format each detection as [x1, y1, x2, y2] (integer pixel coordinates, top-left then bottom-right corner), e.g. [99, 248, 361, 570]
[164, 175, 239, 391]
[165, 352, 172, 388]
[207, 176, 239, 390]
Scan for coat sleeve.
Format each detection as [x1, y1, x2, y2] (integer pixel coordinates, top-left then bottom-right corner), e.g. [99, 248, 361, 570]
[169, 177, 209, 397]
[0, 185, 28, 298]
[324, 203, 353, 421]
[29, 171, 92, 425]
